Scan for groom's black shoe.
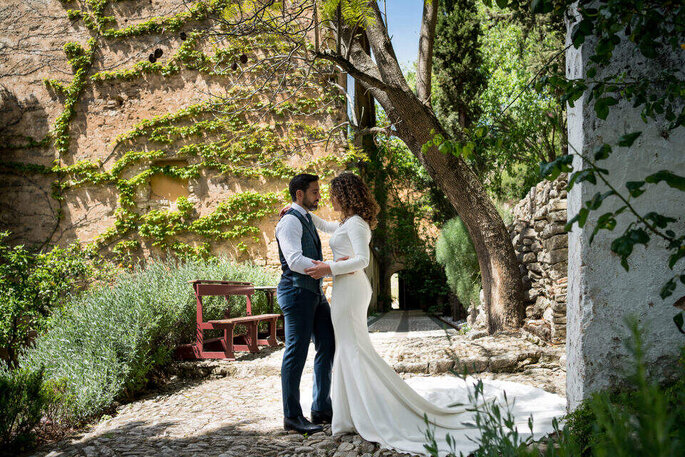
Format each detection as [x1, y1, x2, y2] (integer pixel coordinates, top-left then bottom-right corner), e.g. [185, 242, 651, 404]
[310, 409, 333, 425]
[284, 415, 323, 434]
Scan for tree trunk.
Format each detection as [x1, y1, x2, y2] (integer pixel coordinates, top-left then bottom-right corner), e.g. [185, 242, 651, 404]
[417, 0, 438, 105]
[378, 92, 525, 331]
[349, 4, 525, 331]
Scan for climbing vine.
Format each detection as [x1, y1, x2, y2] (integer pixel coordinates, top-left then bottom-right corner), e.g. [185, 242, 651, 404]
[5, 0, 350, 260]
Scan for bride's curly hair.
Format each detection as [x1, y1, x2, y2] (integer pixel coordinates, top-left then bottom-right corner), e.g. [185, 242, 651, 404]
[330, 172, 380, 229]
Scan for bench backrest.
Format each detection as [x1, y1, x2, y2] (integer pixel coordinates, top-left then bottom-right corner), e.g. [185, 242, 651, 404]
[191, 280, 255, 318]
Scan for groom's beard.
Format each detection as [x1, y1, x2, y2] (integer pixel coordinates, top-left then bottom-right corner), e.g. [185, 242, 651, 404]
[303, 197, 319, 211]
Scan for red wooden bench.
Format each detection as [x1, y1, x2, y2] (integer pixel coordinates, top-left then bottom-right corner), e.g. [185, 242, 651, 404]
[176, 280, 281, 361]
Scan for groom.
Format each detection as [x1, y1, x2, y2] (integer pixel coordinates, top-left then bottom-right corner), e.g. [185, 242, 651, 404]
[275, 173, 335, 434]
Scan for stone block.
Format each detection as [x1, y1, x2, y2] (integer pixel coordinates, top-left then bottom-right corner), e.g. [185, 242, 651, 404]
[534, 220, 547, 232]
[428, 359, 454, 374]
[546, 210, 567, 223]
[523, 319, 551, 341]
[488, 354, 519, 372]
[533, 207, 548, 221]
[540, 223, 566, 239]
[552, 300, 566, 313]
[521, 227, 537, 238]
[543, 234, 568, 251]
[549, 265, 568, 280]
[522, 252, 537, 263]
[549, 199, 567, 211]
[527, 262, 542, 273]
[539, 248, 568, 265]
[454, 357, 488, 374]
[393, 361, 427, 373]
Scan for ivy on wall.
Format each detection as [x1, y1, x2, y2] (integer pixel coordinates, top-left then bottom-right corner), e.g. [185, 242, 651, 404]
[6, 0, 352, 259]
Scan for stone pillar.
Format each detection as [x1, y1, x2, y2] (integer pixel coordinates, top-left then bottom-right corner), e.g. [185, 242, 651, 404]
[565, 12, 685, 409]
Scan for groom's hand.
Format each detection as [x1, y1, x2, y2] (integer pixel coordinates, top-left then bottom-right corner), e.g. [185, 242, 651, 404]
[305, 260, 332, 279]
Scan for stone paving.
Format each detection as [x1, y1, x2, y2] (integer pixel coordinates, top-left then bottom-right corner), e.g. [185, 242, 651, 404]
[29, 311, 566, 457]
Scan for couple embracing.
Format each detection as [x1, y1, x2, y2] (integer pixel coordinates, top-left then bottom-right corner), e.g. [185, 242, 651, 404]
[275, 172, 565, 456]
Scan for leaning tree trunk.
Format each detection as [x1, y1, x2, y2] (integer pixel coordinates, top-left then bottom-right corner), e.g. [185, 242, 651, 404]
[386, 93, 525, 331]
[332, 3, 524, 331]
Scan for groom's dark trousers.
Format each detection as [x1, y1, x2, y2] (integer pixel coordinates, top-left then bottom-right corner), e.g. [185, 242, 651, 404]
[277, 209, 335, 419]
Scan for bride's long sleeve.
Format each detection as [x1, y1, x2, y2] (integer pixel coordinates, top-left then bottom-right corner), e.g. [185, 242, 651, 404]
[310, 212, 340, 234]
[329, 218, 371, 276]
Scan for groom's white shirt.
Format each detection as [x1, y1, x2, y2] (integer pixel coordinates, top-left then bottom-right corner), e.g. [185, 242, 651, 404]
[275, 202, 319, 275]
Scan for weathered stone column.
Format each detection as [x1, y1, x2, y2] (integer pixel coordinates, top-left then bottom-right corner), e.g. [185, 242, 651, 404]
[565, 9, 685, 409]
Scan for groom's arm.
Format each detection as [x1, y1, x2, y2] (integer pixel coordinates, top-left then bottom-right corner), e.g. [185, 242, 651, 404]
[275, 214, 319, 275]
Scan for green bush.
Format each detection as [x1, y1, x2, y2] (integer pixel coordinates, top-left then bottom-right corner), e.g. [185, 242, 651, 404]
[0, 364, 48, 452]
[0, 232, 106, 367]
[19, 258, 278, 422]
[436, 217, 481, 309]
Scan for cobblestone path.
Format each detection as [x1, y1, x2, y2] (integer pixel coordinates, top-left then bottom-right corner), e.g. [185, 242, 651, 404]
[31, 311, 566, 457]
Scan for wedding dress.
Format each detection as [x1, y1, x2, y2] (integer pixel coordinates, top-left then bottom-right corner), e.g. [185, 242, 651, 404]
[307, 213, 566, 456]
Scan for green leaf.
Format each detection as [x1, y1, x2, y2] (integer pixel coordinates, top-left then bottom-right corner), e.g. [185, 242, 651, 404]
[668, 246, 685, 269]
[661, 277, 676, 299]
[540, 155, 573, 181]
[594, 97, 618, 120]
[438, 141, 452, 155]
[628, 228, 650, 245]
[644, 212, 676, 229]
[531, 0, 552, 14]
[462, 142, 475, 160]
[617, 131, 642, 147]
[626, 181, 646, 198]
[571, 19, 593, 48]
[674, 311, 685, 334]
[495, 0, 508, 8]
[645, 170, 685, 191]
[593, 143, 612, 160]
[568, 169, 596, 190]
[566, 207, 589, 231]
[586, 190, 614, 210]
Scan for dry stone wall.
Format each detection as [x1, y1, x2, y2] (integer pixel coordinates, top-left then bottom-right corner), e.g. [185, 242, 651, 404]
[508, 175, 568, 343]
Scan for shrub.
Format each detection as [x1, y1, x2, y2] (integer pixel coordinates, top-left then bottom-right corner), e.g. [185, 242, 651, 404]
[0, 232, 105, 367]
[0, 364, 48, 453]
[436, 217, 481, 309]
[19, 258, 278, 422]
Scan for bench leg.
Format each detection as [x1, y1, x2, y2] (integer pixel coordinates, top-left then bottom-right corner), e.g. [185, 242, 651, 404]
[222, 324, 235, 360]
[267, 317, 278, 346]
[195, 321, 204, 356]
[248, 322, 259, 353]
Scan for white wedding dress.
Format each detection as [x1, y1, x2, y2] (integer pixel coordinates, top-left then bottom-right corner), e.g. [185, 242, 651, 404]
[307, 213, 566, 456]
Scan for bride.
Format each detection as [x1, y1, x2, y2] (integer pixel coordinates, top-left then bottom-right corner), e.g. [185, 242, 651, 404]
[300, 172, 565, 456]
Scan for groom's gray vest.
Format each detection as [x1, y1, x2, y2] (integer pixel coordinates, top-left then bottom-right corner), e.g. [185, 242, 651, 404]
[277, 208, 323, 294]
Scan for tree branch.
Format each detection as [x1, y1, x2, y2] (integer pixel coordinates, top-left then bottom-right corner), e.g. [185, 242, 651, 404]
[416, 0, 438, 105]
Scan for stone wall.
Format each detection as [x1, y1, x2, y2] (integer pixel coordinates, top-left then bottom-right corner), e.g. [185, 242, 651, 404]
[508, 175, 568, 343]
[565, 13, 685, 408]
[0, 0, 348, 270]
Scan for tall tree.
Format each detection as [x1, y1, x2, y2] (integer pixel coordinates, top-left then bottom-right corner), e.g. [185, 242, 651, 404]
[213, 0, 525, 332]
[433, 0, 486, 134]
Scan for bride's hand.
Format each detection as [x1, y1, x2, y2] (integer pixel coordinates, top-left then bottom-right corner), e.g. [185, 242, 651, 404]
[305, 260, 331, 279]
[279, 204, 292, 219]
